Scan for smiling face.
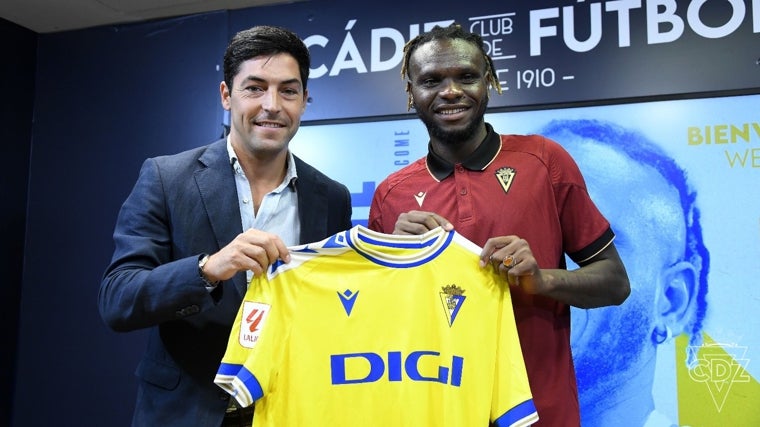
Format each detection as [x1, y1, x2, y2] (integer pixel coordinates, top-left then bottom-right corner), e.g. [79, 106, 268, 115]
[220, 53, 307, 160]
[407, 38, 489, 151]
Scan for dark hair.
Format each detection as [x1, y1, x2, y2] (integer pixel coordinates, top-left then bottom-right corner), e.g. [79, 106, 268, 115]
[400, 23, 501, 96]
[541, 119, 709, 356]
[223, 25, 311, 91]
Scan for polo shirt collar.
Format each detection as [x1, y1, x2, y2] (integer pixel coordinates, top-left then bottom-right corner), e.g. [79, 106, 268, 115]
[426, 123, 501, 180]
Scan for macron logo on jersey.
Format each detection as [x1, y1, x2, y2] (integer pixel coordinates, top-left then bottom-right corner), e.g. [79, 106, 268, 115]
[414, 191, 426, 207]
[240, 302, 270, 348]
[338, 289, 359, 316]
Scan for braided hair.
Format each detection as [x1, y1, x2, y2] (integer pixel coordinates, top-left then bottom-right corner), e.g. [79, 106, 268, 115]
[400, 23, 502, 110]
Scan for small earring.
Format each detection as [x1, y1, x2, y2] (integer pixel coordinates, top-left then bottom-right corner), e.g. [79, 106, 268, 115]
[652, 325, 673, 344]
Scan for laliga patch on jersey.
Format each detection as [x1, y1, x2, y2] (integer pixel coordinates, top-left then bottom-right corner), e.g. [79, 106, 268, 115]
[439, 284, 466, 327]
[240, 301, 270, 348]
[495, 167, 516, 194]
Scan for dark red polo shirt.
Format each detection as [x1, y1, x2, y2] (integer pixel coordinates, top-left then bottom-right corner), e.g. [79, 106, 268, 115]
[369, 123, 614, 427]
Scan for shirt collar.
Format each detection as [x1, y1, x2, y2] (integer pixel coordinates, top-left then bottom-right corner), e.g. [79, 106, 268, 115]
[283, 151, 298, 187]
[426, 123, 501, 181]
[226, 136, 299, 187]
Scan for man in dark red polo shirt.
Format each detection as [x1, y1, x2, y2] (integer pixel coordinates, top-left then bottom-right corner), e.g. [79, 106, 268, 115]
[368, 24, 631, 427]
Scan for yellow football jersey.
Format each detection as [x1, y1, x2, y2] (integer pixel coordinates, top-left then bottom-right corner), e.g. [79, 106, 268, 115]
[215, 225, 538, 427]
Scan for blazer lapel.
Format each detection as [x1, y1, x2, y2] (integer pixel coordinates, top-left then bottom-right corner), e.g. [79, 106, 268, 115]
[195, 139, 248, 296]
[294, 155, 329, 244]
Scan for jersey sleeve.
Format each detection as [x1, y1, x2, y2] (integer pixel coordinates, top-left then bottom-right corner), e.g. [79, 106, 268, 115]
[214, 276, 284, 408]
[452, 233, 539, 426]
[491, 278, 539, 427]
[543, 136, 613, 262]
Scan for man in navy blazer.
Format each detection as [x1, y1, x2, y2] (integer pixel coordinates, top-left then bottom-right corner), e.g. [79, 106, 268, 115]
[99, 26, 352, 426]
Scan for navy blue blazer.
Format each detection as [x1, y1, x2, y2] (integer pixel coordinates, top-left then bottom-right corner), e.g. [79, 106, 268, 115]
[99, 139, 352, 426]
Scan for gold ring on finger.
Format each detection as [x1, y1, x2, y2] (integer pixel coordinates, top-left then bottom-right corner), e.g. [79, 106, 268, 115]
[503, 255, 516, 269]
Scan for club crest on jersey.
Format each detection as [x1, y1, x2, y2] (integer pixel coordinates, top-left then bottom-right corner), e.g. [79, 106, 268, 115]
[495, 167, 516, 194]
[240, 302, 270, 348]
[439, 284, 466, 327]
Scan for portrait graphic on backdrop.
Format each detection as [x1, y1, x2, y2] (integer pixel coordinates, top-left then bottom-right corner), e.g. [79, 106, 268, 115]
[541, 119, 709, 427]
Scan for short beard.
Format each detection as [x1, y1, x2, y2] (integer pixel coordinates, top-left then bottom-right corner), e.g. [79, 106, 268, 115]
[573, 293, 652, 410]
[415, 101, 488, 146]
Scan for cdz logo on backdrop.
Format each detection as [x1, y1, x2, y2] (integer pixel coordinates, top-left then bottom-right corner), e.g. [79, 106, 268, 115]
[330, 350, 464, 386]
[688, 343, 751, 412]
[301, 0, 758, 80]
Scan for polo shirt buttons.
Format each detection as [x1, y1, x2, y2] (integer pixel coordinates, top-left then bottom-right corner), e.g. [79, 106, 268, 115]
[460, 188, 467, 195]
